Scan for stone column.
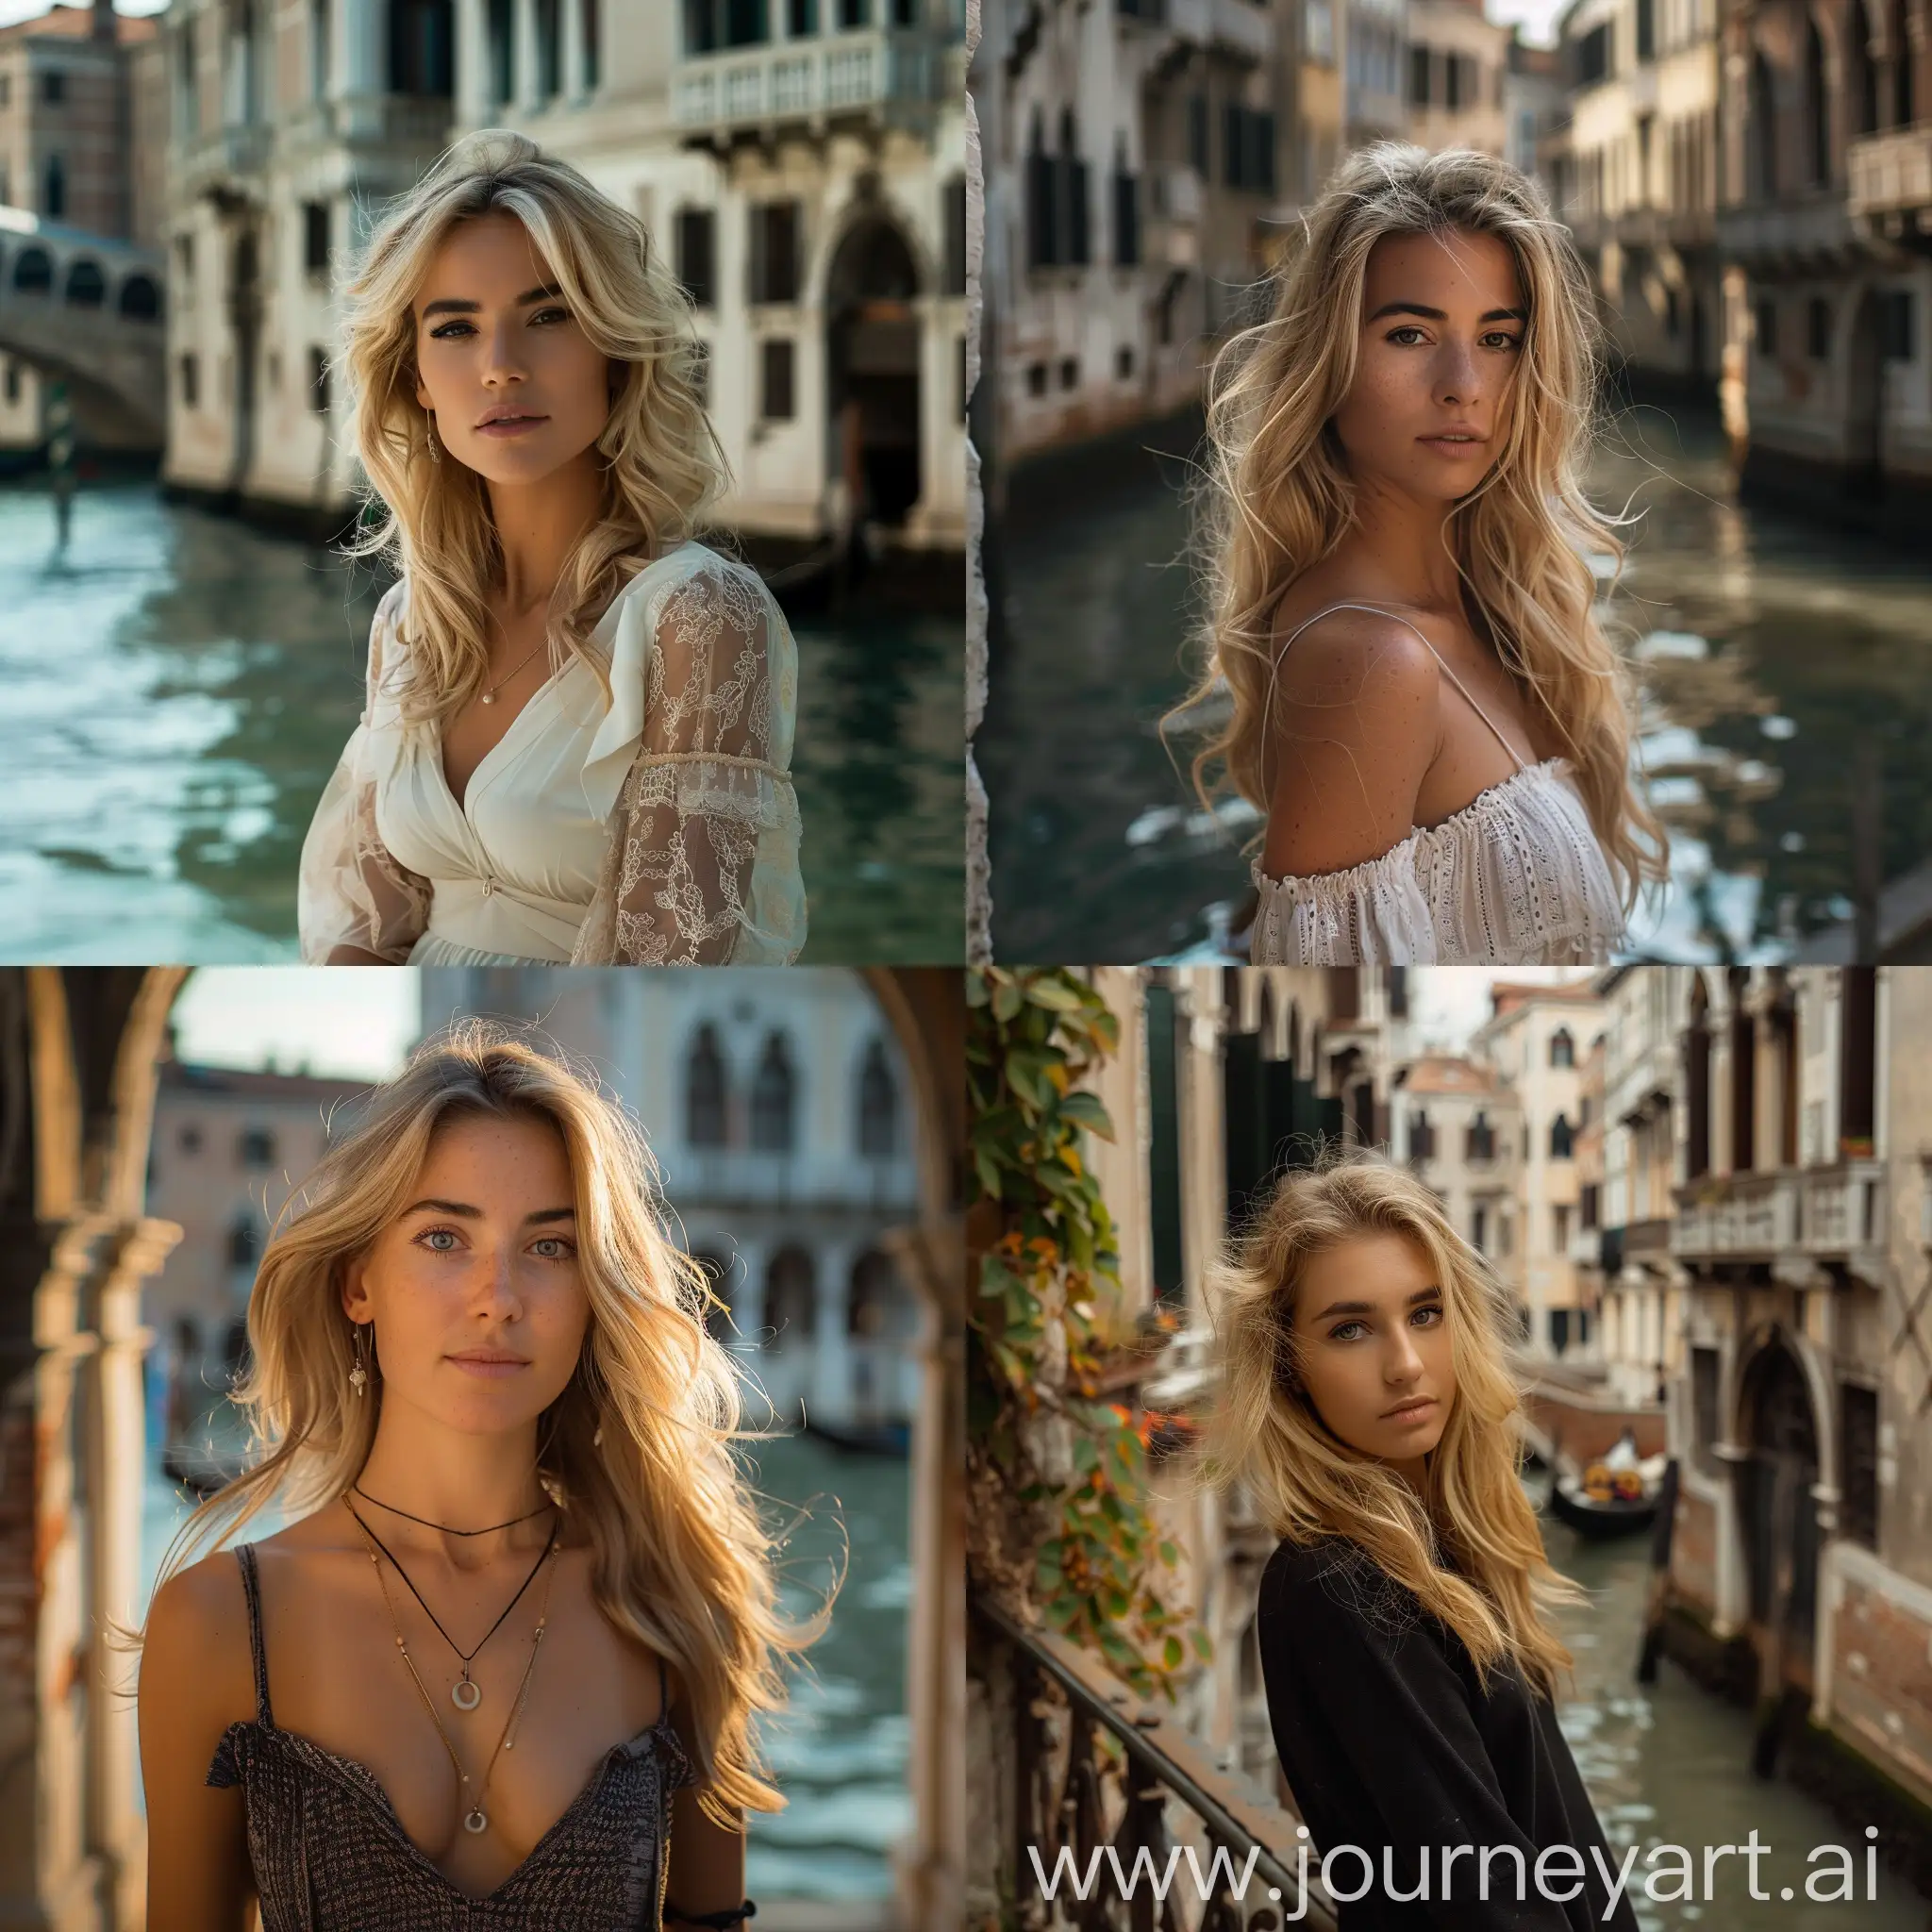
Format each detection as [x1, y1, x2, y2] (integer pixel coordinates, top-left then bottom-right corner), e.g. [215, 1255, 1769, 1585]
[514, 0, 541, 114]
[562, 0, 587, 101]
[91, 1215, 185, 1932]
[331, 0, 383, 138]
[455, 0, 491, 127]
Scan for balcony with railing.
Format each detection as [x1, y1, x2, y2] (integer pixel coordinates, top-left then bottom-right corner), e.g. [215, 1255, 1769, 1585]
[1847, 125, 1932, 225]
[175, 122, 274, 200]
[1671, 1162, 1887, 1271]
[973, 1591, 1338, 1930]
[674, 29, 946, 136]
[1168, 0, 1273, 63]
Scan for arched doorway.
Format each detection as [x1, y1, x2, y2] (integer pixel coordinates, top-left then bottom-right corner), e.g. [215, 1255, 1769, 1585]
[1736, 1337, 1821, 1768]
[825, 211, 922, 529]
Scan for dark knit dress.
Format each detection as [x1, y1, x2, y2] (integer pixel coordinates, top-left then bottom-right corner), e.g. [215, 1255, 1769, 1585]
[1257, 1538, 1641, 1932]
[205, 1541, 691, 1930]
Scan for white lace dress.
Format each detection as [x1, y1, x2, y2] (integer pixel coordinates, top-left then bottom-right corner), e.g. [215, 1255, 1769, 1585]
[1249, 603, 1626, 966]
[297, 541, 805, 966]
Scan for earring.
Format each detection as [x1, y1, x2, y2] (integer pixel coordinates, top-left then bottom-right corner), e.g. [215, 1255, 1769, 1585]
[425, 413, 441, 463]
[593, 1424, 605, 1447]
[349, 1323, 370, 1397]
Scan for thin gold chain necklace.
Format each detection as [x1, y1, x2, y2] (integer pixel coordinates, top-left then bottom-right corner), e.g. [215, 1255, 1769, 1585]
[343, 1495, 561, 1837]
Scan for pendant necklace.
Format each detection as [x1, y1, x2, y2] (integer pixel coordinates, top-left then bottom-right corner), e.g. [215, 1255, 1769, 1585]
[346, 1497, 560, 1836]
[343, 1494, 557, 1712]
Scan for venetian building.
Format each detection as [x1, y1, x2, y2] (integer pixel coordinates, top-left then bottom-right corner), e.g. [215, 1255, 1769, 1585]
[418, 967, 924, 1435]
[1404, 0, 1509, 157]
[158, 0, 456, 526]
[1470, 978, 1606, 1357]
[1660, 965, 1932, 1824]
[457, 0, 968, 560]
[977, 0, 1285, 461]
[1718, 0, 1932, 530]
[1392, 1050, 1524, 1277]
[1545, 0, 1723, 396]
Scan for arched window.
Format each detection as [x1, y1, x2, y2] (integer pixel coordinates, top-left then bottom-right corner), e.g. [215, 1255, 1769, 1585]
[750, 1033, 794, 1153]
[1805, 22, 1829, 187]
[118, 273, 161, 321]
[858, 1039, 897, 1158]
[1408, 1108, 1434, 1162]
[686, 1024, 726, 1148]
[238, 1126, 275, 1167]
[1466, 1109, 1495, 1161]
[762, 1246, 816, 1347]
[1852, 0, 1878, 135]
[66, 259, 104, 308]
[1893, 0, 1914, 125]
[1549, 1027, 1574, 1069]
[1550, 1113, 1574, 1158]
[227, 1215, 260, 1269]
[1751, 51, 1778, 200]
[1686, 974, 1712, 1177]
[847, 1249, 908, 1338]
[12, 245, 51, 293]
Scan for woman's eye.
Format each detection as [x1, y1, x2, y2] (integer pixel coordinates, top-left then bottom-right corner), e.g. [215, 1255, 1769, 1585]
[429, 320, 474, 340]
[530, 1237, 575, 1259]
[418, 1226, 460, 1252]
[1484, 331, 1523, 352]
[1330, 1320, 1366, 1341]
[1412, 1305, 1443, 1327]
[531, 308, 570, 325]
[1388, 325, 1426, 345]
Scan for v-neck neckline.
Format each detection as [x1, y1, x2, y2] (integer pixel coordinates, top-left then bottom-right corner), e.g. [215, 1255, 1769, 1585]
[221, 1707, 682, 1907]
[438, 658, 572, 820]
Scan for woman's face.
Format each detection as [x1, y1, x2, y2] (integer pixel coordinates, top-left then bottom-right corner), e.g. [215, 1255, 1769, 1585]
[1328, 225, 1526, 502]
[1287, 1231, 1457, 1474]
[342, 1109, 591, 1435]
[410, 210, 617, 487]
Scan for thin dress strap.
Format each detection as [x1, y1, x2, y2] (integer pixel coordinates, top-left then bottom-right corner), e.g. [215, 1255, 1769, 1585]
[234, 1543, 275, 1728]
[1275, 600, 1529, 773]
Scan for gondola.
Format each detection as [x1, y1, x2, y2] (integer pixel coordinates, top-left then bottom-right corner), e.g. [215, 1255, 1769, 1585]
[1548, 1455, 1665, 1539]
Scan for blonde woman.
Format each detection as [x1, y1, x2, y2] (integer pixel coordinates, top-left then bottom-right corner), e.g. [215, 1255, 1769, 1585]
[299, 129, 804, 967]
[1201, 1155, 1638, 1928]
[134, 1024, 822, 1930]
[1175, 143, 1664, 965]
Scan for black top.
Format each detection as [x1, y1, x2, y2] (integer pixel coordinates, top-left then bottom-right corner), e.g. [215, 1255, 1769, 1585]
[1257, 1538, 1640, 1932]
[206, 1541, 691, 1929]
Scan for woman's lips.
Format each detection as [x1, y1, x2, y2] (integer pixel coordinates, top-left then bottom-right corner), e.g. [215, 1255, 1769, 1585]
[1382, 1397, 1438, 1425]
[1418, 435, 1485, 456]
[448, 1356, 530, 1378]
[475, 415, 548, 438]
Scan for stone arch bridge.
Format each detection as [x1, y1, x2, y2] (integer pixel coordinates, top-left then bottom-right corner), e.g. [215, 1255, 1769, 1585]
[0, 206, 166, 449]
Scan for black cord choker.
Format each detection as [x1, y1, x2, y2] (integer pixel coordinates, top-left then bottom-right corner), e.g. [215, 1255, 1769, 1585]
[352, 1480, 553, 1537]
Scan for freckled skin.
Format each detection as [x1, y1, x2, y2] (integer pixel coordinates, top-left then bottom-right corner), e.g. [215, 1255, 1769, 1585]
[1287, 1232, 1458, 1489]
[1258, 226, 1562, 876]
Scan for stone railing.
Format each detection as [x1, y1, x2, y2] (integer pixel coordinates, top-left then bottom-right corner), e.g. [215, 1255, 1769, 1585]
[673, 29, 945, 135]
[1671, 1162, 1886, 1267]
[1847, 125, 1932, 220]
[974, 1591, 1337, 1930]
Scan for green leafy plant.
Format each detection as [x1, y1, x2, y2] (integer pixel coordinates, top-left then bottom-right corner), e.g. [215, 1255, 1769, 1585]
[967, 967, 1210, 1698]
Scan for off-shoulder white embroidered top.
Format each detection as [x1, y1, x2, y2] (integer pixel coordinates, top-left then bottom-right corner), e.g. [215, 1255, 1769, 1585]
[1249, 603, 1625, 966]
[296, 541, 804, 966]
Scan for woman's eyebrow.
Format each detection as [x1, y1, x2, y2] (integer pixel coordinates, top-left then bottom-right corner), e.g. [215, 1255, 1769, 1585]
[421, 282, 564, 320]
[400, 1197, 575, 1224]
[1366, 301, 1526, 324]
[1308, 1285, 1442, 1321]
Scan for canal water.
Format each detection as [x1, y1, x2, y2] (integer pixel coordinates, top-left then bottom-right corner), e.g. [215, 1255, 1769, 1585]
[138, 1392, 911, 1902]
[0, 477, 963, 963]
[1541, 1509, 1925, 1931]
[983, 406, 1932, 963]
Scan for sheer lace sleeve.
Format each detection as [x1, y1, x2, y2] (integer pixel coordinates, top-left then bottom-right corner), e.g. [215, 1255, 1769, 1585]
[295, 583, 433, 963]
[571, 555, 805, 966]
[1250, 833, 1438, 965]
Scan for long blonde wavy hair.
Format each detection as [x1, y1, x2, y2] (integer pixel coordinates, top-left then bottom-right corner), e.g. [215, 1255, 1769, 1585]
[338, 128, 726, 733]
[1173, 142, 1664, 912]
[121, 1021, 825, 1824]
[1197, 1149, 1580, 1698]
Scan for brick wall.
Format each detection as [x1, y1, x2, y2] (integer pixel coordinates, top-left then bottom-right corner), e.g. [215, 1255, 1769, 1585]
[1671, 1487, 1717, 1614]
[1529, 1391, 1669, 1463]
[1831, 1569, 1932, 1808]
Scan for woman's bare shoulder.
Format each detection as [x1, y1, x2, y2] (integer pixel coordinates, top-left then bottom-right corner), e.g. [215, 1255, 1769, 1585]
[142, 1545, 258, 1730]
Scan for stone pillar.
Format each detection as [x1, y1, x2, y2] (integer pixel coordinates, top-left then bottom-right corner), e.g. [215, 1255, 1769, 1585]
[455, 0, 491, 127]
[514, 0, 541, 114]
[562, 0, 587, 101]
[332, 0, 384, 138]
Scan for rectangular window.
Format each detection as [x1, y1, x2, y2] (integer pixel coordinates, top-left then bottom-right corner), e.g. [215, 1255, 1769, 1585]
[1146, 984, 1184, 1306]
[582, 0, 601, 90]
[1553, 1202, 1572, 1249]
[180, 352, 199, 409]
[1187, 93, 1208, 175]
[685, 0, 772, 53]
[1472, 1204, 1488, 1251]
[1883, 289, 1915, 360]
[42, 71, 65, 107]
[1840, 1382, 1879, 1548]
[310, 347, 329, 415]
[749, 200, 801, 304]
[1409, 44, 1431, 107]
[1691, 1345, 1721, 1472]
[675, 208, 716, 308]
[1577, 23, 1609, 86]
[1807, 295, 1831, 358]
[1756, 297, 1777, 357]
[788, 0, 818, 29]
[1637, 0, 1656, 60]
[1112, 168, 1140, 268]
[759, 337, 795, 419]
[1580, 1182, 1600, 1231]
[4, 360, 19, 405]
[944, 173, 967, 293]
[1446, 53, 1462, 110]
[489, 0, 514, 103]
[303, 200, 330, 275]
